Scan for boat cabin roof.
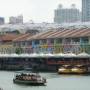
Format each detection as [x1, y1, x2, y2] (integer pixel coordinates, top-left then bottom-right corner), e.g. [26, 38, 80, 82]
[15, 70, 40, 75]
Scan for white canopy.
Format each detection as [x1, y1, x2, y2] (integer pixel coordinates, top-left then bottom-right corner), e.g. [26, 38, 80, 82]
[63, 52, 76, 57]
[53, 53, 65, 57]
[0, 52, 89, 58]
[45, 53, 54, 57]
[77, 52, 90, 58]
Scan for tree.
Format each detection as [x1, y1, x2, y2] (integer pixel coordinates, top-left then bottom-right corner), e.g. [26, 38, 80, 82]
[15, 47, 23, 54]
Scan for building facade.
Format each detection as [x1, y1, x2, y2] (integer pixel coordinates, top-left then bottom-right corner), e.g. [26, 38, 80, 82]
[82, 0, 90, 22]
[9, 15, 23, 24]
[0, 17, 5, 25]
[12, 27, 90, 54]
[0, 34, 18, 54]
[54, 4, 81, 23]
[0, 27, 90, 54]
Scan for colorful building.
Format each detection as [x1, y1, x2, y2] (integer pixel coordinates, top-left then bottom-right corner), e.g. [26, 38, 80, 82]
[0, 34, 20, 53]
[0, 29, 87, 54]
[13, 33, 34, 53]
[0, 27, 90, 71]
[24, 27, 90, 54]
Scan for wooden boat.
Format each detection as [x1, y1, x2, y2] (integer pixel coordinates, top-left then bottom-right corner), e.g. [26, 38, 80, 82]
[71, 65, 87, 74]
[58, 64, 87, 74]
[13, 71, 46, 85]
[58, 65, 72, 74]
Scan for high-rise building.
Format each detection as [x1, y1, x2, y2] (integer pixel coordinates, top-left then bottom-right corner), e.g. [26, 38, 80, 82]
[9, 15, 23, 24]
[82, 0, 90, 22]
[54, 4, 81, 23]
[0, 17, 5, 25]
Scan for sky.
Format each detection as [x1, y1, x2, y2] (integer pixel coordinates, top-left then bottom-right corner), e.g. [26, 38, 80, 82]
[0, 0, 81, 23]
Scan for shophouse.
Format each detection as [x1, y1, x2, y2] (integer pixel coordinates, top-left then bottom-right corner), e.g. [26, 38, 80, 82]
[25, 27, 90, 54]
[0, 34, 20, 53]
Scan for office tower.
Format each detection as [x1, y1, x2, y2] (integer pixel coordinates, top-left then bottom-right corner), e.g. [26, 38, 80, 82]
[54, 4, 81, 23]
[9, 15, 23, 24]
[82, 0, 90, 22]
[0, 17, 5, 25]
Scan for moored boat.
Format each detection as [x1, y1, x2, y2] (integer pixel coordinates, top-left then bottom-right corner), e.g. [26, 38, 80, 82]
[71, 65, 87, 74]
[58, 65, 87, 74]
[58, 65, 72, 74]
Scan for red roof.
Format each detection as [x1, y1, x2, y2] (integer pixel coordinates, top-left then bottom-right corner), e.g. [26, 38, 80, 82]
[0, 34, 20, 41]
[27, 28, 90, 40]
[13, 33, 33, 42]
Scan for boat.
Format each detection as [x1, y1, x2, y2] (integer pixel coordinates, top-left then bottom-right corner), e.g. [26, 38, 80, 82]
[71, 65, 87, 74]
[58, 65, 72, 74]
[58, 64, 87, 74]
[13, 71, 46, 85]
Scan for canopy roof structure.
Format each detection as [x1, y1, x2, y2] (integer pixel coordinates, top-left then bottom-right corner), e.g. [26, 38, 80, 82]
[77, 52, 90, 58]
[0, 52, 89, 58]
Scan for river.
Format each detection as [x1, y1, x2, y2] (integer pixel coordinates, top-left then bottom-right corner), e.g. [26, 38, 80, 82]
[0, 71, 90, 90]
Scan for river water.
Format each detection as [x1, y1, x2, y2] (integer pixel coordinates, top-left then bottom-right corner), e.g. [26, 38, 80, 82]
[0, 71, 90, 90]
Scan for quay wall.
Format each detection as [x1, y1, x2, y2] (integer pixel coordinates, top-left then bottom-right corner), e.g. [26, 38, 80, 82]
[0, 57, 90, 72]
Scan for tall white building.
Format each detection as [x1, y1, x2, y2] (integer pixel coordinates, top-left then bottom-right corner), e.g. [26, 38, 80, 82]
[54, 4, 81, 23]
[0, 17, 5, 25]
[9, 15, 23, 24]
[82, 0, 90, 22]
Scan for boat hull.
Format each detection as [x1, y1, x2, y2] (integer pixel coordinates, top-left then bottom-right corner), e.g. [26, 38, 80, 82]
[71, 68, 87, 74]
[58, 69, 72, 74]
[58, 68, 87, 74]
[13, 79, 46, 86]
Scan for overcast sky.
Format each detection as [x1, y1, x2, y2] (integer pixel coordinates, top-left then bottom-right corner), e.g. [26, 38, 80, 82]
[0, 0, 81, 23]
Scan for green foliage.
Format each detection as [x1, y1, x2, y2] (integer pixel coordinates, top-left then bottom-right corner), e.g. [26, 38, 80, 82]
[80, 44, 90, 54]
[15, 48, 23, 54]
